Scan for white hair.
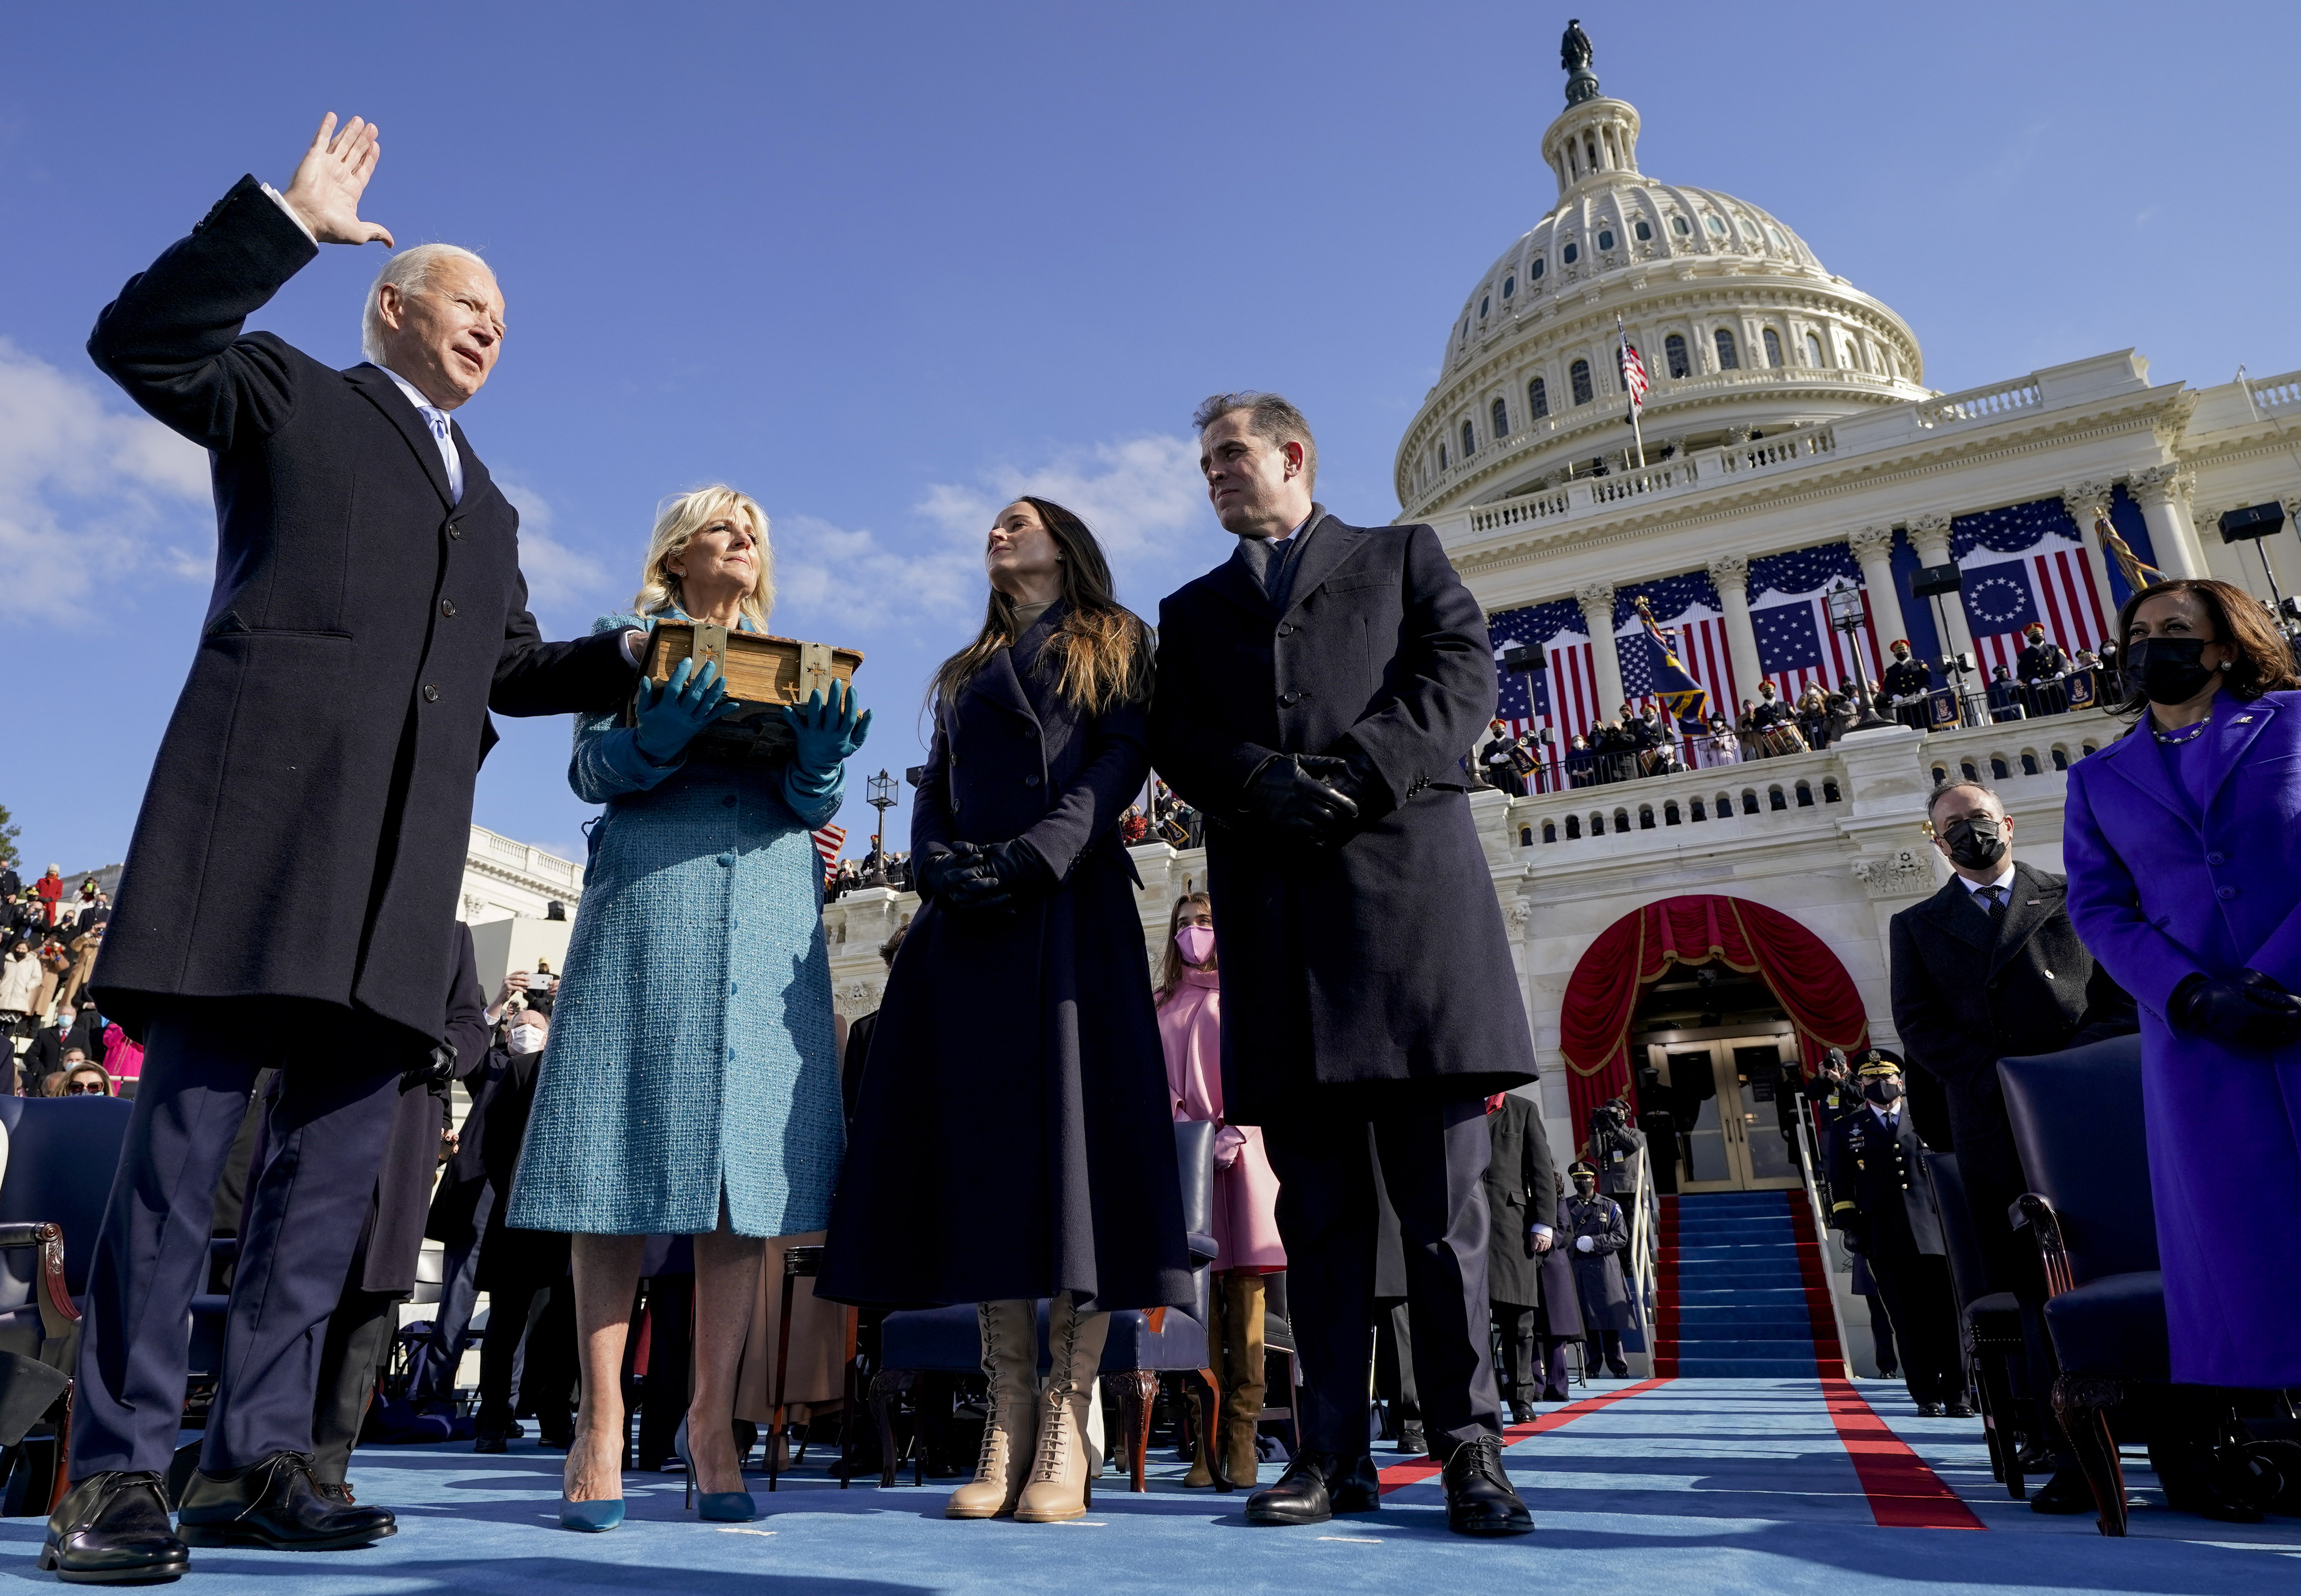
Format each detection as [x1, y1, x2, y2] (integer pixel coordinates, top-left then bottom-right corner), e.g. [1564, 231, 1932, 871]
[361, 244, 494, 363]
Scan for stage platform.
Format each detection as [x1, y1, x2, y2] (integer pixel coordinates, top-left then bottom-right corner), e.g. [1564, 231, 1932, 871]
[11, 1378, 2298, 1593]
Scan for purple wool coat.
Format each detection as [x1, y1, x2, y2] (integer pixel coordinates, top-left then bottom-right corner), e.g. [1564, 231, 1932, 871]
[2061, 688, 2301, 1388]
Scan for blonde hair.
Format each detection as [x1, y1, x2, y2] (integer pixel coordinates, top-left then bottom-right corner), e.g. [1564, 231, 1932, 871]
[632, 485, 775, 628]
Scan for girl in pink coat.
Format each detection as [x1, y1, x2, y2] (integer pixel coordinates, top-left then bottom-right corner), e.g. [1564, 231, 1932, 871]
[1156, 891, 1283, 1488]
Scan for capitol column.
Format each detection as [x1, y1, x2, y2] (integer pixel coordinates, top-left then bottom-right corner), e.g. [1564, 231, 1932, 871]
[1707, 553, 1764, 703]
[2059, 479, 2123, 621]
[1577, 582, 1626, 714]
[1847, 525, 1909, 650]
[1908, 512, 1977, 664]
[2130, 465, 2210, 579]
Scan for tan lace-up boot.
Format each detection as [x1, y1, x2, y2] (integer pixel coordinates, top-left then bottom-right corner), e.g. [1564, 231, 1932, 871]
[1012, 1294, 1110, 1522]
[1220, 1271, 1268, 1488]
[945, 1300, 1039, 1518]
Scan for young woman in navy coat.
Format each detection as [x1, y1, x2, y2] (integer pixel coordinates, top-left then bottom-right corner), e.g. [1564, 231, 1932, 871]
[822, 497, 1190, 1524]
[2061, 577, 2301, 1390]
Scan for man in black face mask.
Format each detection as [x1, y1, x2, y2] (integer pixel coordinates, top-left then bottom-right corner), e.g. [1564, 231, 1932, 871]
[1824, 1051, 1964, 1415]
[1880, 641, 1935, 730]
[1889, 780, 2135, 1499]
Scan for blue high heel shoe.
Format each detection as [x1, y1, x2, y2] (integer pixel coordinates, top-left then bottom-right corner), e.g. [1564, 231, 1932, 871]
[675, 1419, 757, 1523]
[559, 1498, 625, 1533]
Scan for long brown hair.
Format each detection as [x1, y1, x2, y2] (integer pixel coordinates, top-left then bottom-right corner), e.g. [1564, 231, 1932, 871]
[2110, 577, 2298, 721]
[1156, 892, 1214, 1008]
[930, 496, 1151, 716]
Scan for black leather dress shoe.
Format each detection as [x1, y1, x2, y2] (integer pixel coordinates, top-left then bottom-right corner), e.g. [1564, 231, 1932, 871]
[1944, 1399, 1975, 1419]
[1245, 1451, 1380, 1525]
[1916, 1402, 1945, 1418]
[2014, 1434, 2061, 1473]
[2029, 1463, 2101, 1515]
[1442, 1434, 1534, 1536]
[1507, 1400, 1535, 1425]
[1397, 1420, 1427, 1457]
[40, 1472, 189, 1584]
[177, 1452, 396, 1551]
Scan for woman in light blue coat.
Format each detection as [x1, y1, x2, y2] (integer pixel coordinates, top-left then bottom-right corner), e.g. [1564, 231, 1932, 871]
[507, 485, 869, 1529]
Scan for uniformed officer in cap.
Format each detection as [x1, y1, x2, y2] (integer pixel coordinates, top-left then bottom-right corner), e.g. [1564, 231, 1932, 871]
[1825, 1050, 1967, 1416]
[1880, 641, 1936, 730]
[1562, 1160, 1633, 1378]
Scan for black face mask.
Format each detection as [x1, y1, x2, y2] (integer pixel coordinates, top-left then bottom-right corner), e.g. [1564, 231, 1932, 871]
[2126, 636, 2220, 706]
[1941, 813, 2008, 871]
[1573, 1177, 1596, 1195]
[1863, 1079, 1903, 1105]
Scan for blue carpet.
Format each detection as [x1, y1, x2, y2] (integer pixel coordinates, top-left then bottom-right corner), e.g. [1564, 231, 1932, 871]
[1661, 1193, 1830, 1378]
[10, 1380, 2296, 1593]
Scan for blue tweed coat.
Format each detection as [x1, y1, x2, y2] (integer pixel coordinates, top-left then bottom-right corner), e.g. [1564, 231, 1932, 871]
[507, 613, 847, 1238]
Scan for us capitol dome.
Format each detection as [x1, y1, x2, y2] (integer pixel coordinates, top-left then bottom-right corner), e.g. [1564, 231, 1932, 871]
[1396, 23, 1932, 519]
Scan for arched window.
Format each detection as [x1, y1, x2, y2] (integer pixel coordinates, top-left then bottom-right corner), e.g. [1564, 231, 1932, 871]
[1461, 420, 1476, 458]
[1531, 257, 1546, 281]
[2021, 752, 2041, 776]
[1990, 756, 2010, 780]
[1564, 814, 1581, 839]
[1740, 789, 1760, 814]
[1664, 801, 1681, 826]
[1490, 397, 1509, 439]
[1597, 228, 1616, 251]
[1794, 781, 1814, 807]
[1570, 359, 1593, 405]
[1822, 778, 1843, 802]
[1845, 343, 1861, 369]
[1690, 797, 1707, 821]
[1438, 442, 1448, 469]
[1763, 328, 1783, 368]
[1479, 295, 1489, 319]
[1806, 332, 1824, 367]
[1638, 806, 1656, 830]
[1634, 218, 1653, 241]
[1562, 239, 1580, 264]
[1664, 334, 1689, 378]
[1502, 274, 1515, 298]
[1767, 786, 1788, 812]
[1541, 821, 1556, 843]
[1714, 328, 1740, 370]
[1528, 376, 1550, 419]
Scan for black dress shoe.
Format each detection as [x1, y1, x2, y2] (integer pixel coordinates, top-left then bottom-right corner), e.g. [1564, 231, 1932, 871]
[1441, 1434, 1534, 1536]
[2014, 1434, 2061, 1473]
[1944, 1400, 1975, 1419]
[1397, 1420, 1428, 1457]
[472, 1429, 508, 1455]
[1507, 1401, 1535, 1425]
[2029, 1463, 2101, 1515]
[1245, 1451, 1380, 1526]
[177, 1452, 396, 1551]
[1916, 1402, 1945, 1418]
[2162, 1467, 2267, 1525]
[40, 1471, 189, 1585]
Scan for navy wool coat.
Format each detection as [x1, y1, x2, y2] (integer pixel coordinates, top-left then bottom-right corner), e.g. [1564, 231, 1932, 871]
[2062, 690, 2301, 1388]
[1482, 1093, 1560, 1310]
[1148, 515, 1537, 1123]
[821, 604, 1191, 1311]
[84, 177, 633, 1046]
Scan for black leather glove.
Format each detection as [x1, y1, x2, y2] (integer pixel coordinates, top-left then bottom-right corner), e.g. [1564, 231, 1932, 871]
[1836, 1215, 1867, 1256]
[919, 844, 993, 904]
[2170, 969, 2301, 1049]
[1243, 756, 1359, 848]
[951, 839, 1056, 910]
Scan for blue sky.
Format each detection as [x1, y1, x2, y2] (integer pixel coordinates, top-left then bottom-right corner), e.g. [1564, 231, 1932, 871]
[4, 1, 2297, 874]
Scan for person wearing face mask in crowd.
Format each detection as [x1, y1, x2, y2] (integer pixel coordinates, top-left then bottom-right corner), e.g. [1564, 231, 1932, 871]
[471, 1002, 577, 1456]
[1824, 1053, 1966, 1417]
[1889, 779, 2135, 1503]
[1156, 892, 1285, 1489]
[2016, 622, 2070, 717]
[1561, 1161, 1631, 1379]
[2063, 578, 2301, 1400]
[1880, 640, 1936, 730]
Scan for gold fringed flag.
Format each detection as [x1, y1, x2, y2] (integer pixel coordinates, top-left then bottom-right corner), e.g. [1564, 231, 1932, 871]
[2096, 509, 2164, 592]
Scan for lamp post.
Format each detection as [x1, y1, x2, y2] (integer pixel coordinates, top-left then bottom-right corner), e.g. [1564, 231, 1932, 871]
[863, 768, 896, 887]
[1824, 578, 1894, 732]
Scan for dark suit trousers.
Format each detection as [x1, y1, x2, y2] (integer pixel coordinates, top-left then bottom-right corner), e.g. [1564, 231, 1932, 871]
[1868, 1245, 1962, 1404]
[68, 1000, 407, 1478]
[1263, 1098, 1501, 1455]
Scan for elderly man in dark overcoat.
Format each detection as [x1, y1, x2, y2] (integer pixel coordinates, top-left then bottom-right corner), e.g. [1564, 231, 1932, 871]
[43, 117, 637, 1583]
[1480, 1090, 1562, 1421]
[1148, 392, 1536, 1537]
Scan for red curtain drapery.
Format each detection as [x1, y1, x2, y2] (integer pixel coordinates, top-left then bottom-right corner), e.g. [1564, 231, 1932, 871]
[1555, 894, 1871, 1146]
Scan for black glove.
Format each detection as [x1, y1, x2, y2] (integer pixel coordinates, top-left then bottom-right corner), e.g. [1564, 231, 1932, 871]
[1242, 755, 1359, 848]
[919, 844, 994, 904]
[950, 839, 1056, 910]
[1836, 1215, 1867, 1256]
[2170, 969, 2301, 1049]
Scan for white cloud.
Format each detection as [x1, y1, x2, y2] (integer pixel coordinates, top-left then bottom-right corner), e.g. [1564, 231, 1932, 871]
[0, 339, 212, 620]
[773, 433, 1213, 634]
[496, 477, 614, 626]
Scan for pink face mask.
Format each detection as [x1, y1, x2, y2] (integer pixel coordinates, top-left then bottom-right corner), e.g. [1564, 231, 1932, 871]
[1175, 925, 1216, 966]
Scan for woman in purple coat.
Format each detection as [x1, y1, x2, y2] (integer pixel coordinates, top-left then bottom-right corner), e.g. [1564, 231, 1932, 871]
[2061, 577, 2301, 1390]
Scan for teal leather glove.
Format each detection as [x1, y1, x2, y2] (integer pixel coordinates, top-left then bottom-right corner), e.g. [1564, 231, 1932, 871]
[782, 680, 871, 777]
[634, 657, 732, 764]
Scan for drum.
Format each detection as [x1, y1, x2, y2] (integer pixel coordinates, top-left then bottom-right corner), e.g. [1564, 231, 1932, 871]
[1757, 725, 1808, 759]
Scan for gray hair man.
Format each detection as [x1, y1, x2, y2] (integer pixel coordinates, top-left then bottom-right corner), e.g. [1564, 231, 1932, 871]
[45, 116, 644, 1580]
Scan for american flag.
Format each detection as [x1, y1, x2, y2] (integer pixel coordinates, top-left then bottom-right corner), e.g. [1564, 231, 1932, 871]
[1490, 598, 1595, 782]
[812, 824, 846, 886]
[1746, 543, 1883, 705]
[1948, 497, 2111, 675]
[1619, 340, 1648, 407]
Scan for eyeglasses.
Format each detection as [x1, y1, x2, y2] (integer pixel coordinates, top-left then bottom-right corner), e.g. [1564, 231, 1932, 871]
[64, 1081, 107, 1094]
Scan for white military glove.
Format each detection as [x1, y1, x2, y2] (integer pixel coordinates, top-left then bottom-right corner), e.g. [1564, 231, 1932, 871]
[1575, 1235, 1595, 1253]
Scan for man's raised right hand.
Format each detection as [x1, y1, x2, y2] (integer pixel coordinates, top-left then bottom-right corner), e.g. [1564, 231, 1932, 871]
[280, 113, 395, 247]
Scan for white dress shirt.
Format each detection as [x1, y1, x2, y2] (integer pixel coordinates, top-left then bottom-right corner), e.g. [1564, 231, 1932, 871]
[1956, 862, 2017, 917]
[377, 368, 464, 506]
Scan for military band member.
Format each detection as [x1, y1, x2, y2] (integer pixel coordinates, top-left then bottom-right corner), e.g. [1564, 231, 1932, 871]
[1880, 641, 1936, 730]
[1824, 1051, 1966, 1417]
[1562, 1161, 1633, 1378]
[1479, 722, 1524, 796]
[2017, 623, 2069, 716]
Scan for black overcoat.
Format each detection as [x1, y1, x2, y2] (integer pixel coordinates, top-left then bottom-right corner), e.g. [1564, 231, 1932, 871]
[1562, 1193, 1633, 1333]
[84, 177, 633, 1047]
[1826, 1109, 1944, 1258]
[1481, 1094, 1557, 1308]
[820, 605, 1190, 1311]
[473, 1041, 567, 1292]
[1147, 515, 1536, 1123]
[1535, 1191, 1584, 1338]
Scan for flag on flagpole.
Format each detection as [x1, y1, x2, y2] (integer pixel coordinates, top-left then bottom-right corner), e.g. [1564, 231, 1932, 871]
[2096, 508, 2164, 592]
[1616, 314, 1648, 469]
[1630, 595, 1711, 730]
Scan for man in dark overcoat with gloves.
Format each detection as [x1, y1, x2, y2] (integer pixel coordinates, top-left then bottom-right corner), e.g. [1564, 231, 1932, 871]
[1149, 392, 1537, 1537]
[44, 116, 637, 1583]
[1481, 1091, 1564, 1421]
